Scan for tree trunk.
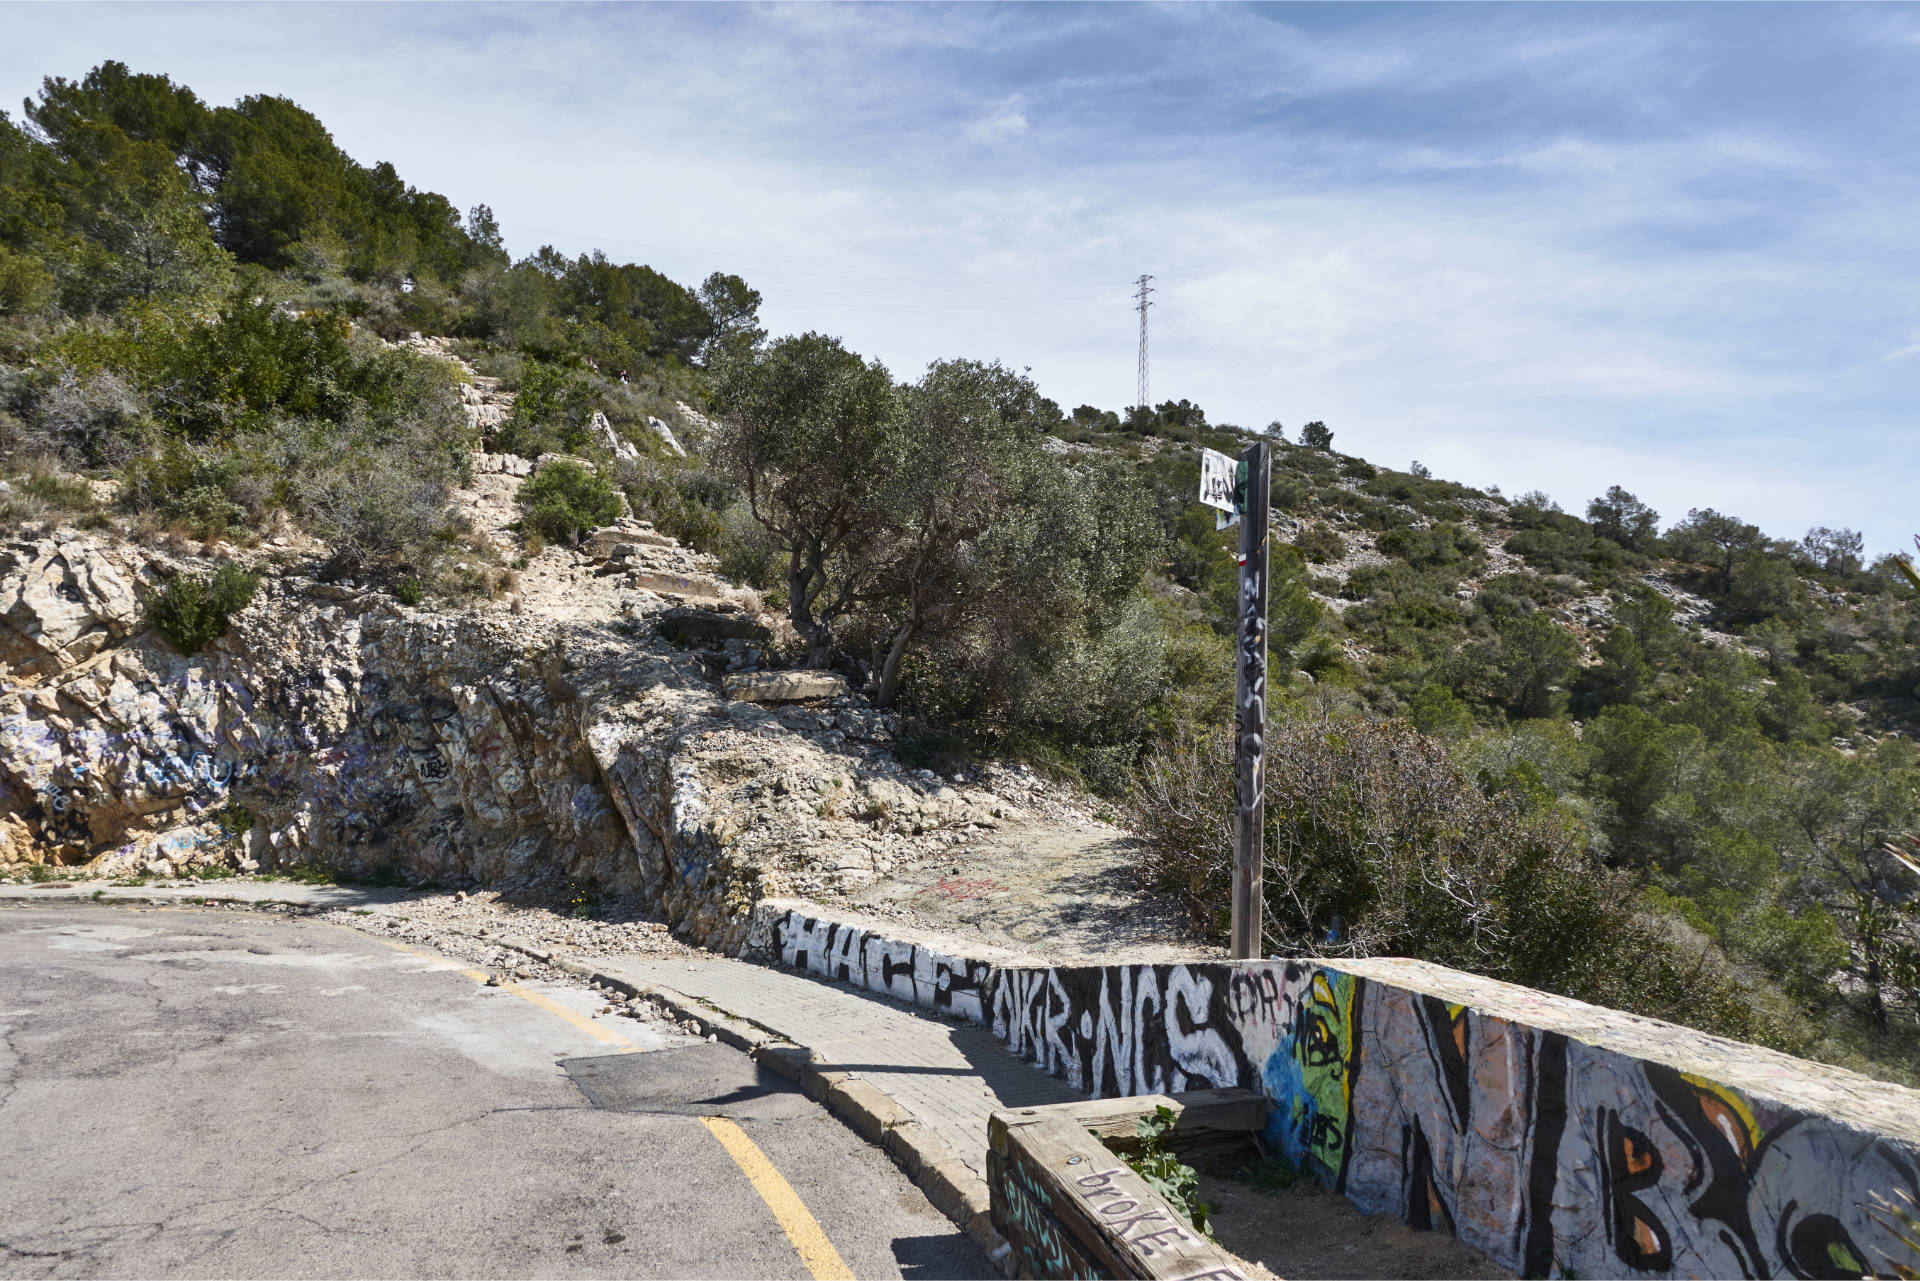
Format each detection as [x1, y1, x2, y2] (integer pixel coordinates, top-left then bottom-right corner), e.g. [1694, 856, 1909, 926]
[1861, 905, 1889, 1031]
[789, 549, 831, 669]
[875, 616, 919, 708]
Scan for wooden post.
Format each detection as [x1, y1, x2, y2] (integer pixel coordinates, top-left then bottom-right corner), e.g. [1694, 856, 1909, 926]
[1230, 441, 1271, 960]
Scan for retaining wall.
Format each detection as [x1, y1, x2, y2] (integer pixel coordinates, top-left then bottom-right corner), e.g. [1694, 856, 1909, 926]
[751, 900, 1920, 1280]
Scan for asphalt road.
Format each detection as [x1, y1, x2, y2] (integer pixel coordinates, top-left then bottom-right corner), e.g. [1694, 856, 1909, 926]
[0, 906, 993, 1280]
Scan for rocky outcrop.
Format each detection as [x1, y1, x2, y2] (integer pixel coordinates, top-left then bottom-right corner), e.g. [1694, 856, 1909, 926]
[643, 415, 686, 458]
[0, 522, 1019, 952]
[472, 452, 535, 477]
[591, 411, 641, 463]
[0, 537, 141, 674]
[0, 338, 1068, 945]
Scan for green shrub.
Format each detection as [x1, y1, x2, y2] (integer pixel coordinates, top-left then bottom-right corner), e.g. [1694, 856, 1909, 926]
[494, 359, 597, 456]
[146, 562, 259, 654]
[618, 456, 734, 557]
[1108, 1106, 1211, 1236]
[301, 465, 459, 583]
[517, 458, 621, 544]
[1293, 523, 1345, 563]
[1378, 521, 1483, 570]
[165, 484, 247, 539]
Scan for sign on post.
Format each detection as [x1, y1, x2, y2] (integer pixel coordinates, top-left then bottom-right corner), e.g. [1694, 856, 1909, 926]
[1199, 448, 1239, 530]
[1199, 441, 1271, 956]
[1231, 443, 1270, 960]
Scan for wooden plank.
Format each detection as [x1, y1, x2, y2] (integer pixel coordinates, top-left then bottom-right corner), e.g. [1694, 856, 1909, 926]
[1003, 1121, 1141, 1278]
[1005, 1116, 1256, 1281]
[1056, 1088, 1269, 1147]
[990, 1147, 1115, 1280]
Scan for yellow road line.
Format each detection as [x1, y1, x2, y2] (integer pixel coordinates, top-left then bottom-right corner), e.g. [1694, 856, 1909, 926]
[700, 1116, 854, 1281]
[369, 935, 641, 1053]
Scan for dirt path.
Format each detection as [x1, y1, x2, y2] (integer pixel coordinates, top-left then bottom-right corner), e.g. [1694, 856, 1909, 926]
[405, 335, 1212, 966]
[847, 817, 1213, 963]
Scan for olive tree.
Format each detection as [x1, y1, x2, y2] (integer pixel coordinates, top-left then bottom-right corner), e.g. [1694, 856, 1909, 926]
[711, 332, 904, 666]
[870, 359, 1054, 706]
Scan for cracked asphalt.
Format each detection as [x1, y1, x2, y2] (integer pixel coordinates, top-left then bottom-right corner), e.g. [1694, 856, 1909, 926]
[0, 906, 994, 1280]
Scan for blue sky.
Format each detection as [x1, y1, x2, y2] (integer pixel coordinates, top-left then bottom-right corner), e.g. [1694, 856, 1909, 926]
[8, 3, 1920, 551]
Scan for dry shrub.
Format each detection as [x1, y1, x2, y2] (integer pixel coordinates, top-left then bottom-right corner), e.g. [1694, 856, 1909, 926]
[1131, 707, 1778, 1036]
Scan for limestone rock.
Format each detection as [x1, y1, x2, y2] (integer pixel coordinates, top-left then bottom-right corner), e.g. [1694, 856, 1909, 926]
[534, 452, 586, 474]
[656, 608, 771, 646]
[629, 571, 733, 602]
[583, 521, 671, 560]
[591, 411, 641, 463]
[473, 452, 534, 477]
[722, 671, 847, 704]
[643, 415, 686, 458]
[0, 539, 142, 674]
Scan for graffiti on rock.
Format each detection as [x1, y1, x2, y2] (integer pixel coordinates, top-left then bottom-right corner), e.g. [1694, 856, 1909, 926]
[0, 662, 550, 863]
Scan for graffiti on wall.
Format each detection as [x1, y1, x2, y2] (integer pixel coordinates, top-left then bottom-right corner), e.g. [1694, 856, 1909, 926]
[989, 958, 1920, 1280]
[770, 908, 992, 1023]
[1262, 967, 1362, 1188]
[763, 916, 1920, 1281]
[989, 962, 1247, 1101]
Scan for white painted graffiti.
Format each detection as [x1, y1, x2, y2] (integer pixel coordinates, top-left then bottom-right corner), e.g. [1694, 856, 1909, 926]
[772, 909, 991, 1023]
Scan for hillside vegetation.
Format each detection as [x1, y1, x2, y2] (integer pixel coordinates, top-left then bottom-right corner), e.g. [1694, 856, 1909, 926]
[2, 63, 1915, 1083]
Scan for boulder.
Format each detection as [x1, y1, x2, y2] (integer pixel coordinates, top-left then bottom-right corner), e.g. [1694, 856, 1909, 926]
[583, 522, 672, 560]
[722, 670, 848, 704]
[629, 571, 731, 602]
[655, 608, 771, 646]
[0, 540, 142, 674]
[534, 452, 586, 474]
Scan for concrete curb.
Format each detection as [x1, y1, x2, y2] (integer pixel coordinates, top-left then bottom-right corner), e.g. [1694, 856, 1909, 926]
[477, 930, 1014, 1276]
[0, 889, 333, 912]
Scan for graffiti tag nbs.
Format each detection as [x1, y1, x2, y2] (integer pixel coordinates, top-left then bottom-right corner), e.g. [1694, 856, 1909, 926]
[1200, 442, 1272, 960]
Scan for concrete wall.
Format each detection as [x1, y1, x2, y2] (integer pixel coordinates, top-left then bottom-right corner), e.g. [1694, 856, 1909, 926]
[755, 901, 1920, 1280]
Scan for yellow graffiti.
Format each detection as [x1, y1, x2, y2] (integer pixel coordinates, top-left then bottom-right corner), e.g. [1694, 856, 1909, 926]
[1679, 1071, 1762, 1161]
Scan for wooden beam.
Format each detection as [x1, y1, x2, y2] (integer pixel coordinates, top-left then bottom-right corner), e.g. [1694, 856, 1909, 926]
[1049, 1088, 1270, 1148]
[992, 1091, 1267, 1280]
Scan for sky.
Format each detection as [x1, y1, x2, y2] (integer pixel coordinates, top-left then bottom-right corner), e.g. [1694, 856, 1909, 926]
[7, 3, 1920, 552]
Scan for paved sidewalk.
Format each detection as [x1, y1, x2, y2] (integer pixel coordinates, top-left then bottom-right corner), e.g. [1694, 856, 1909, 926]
[597, 954, 1081, 1182]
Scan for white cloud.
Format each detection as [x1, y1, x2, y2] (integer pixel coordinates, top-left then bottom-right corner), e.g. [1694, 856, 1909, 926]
[3, 3, 1918, 551]
[962, 98, 1030, 145]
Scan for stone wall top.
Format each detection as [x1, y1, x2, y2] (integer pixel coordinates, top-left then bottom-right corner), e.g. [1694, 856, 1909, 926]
[1329, 955, 1920, 1146]
[748, 897, 1047, 968]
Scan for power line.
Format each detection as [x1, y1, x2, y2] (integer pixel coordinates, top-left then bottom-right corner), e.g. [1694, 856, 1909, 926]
[1133, 273, 1155, 412]
[1154, 293, 1292, 430]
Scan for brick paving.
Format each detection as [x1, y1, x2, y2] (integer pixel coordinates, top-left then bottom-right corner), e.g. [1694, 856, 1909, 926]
[601, 954, 1081, 1179]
